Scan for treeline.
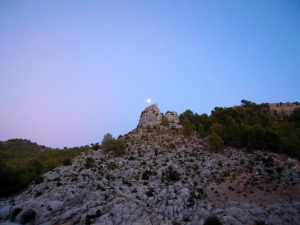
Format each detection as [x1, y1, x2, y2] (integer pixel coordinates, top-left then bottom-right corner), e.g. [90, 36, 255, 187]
[0, 139, 89, 197]
[179, 100, 300, 158]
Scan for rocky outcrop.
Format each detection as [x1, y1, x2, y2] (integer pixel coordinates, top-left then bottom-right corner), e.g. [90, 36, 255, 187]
[137, 104, 162, 128]
[138, 104, 182, 129]
[165, 111, 181, 128]
[269, 102, 300, 116]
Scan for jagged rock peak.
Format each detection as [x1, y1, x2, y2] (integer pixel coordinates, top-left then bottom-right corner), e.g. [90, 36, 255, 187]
[138, 103, 162, 128]
[137, 104, 182, 129]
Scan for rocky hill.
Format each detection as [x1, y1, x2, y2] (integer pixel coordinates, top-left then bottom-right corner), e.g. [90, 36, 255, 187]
[269, 102, 300, 117]
[0, 104, 300, 225]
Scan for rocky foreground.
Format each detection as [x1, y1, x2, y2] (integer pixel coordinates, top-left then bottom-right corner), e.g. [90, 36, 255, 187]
[0, 127, 300, 225]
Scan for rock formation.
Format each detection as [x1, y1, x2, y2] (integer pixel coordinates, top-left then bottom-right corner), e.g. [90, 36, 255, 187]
[138, 104, 182, 129]
[165, 111, 181, 128]
[269, 102, 300, 116]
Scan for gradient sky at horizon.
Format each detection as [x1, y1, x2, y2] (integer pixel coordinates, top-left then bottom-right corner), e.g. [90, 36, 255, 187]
[1, 0, 299, 148]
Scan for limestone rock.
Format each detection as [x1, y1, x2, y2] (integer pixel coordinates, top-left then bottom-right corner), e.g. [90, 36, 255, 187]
[165, 111, 182, 128]
[137, 104, 182, 129]
[138, 104, 162, 128]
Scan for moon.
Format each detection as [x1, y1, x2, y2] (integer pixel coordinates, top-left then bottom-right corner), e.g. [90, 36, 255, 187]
[146, 98, 151, 103]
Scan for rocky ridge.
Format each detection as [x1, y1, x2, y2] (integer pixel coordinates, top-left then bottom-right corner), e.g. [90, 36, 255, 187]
[269, 102, 300, 116]
[137, 104, 181, 129]
[0, 105, 300, 225]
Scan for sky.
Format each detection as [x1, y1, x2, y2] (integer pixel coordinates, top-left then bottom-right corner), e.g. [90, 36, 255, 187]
[0, 0, 299, 148]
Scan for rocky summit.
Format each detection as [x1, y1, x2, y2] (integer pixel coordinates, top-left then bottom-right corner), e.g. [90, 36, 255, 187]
[0, 105, 300, 225]
[138, 104, 163, 128]
[138, 104, 181, 129]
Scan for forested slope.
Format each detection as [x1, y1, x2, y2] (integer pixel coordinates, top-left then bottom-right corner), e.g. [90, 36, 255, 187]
[179, 100, 300, 158]
[0, 139, 89, 197]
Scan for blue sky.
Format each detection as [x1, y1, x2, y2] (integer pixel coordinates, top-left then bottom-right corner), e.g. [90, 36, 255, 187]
[0, 0, 299, 148]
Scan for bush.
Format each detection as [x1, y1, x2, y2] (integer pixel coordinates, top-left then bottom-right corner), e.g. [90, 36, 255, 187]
[101, 133, 114, 146]
[198, 123, 206, 137]
[91, 142, 100, 150]
[208, 133, 224, 152]
[165, 166, 181, 182]
[182, 118, 194, 135]
[85, 157, 95, 168]
[103, 139, 126, 156]
[34, 176, 44, 184]
[161, 115, 170, 126]
[106, 162, 118, 170]
[62, 158, 72, 166]
[146, 188, 155, 197]
[146, 124, 152, 132]
[20, 209, 36, 224]
[204, 216, 223, 225]
[35, 191, 43, 197]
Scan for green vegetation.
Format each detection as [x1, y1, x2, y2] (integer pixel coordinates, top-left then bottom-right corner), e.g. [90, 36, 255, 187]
[208, 133, 224, 152]
[101, 133, 126, 156]
[182, 118, 195, 135]
[0, 139, 89, 197]
[85, 157, 96, 168]
[179, 100, 300, 158]
[146, 124, 152, 132]
[161, 115, 170, 126]
[164, 166, 181, 182]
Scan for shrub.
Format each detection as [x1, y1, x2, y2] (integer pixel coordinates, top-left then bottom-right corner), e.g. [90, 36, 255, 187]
[165, 166, 181, 182]
[169, 143, 176, 149]
[204, 216, 223, 225]
[91, 142, 100, 150]
[182, 118, 194, 135]
[20, 209, 36, 224]
[35, 176, 44, 184]
[101, 133, 114, 146]
[146, 188, 155, 197]
[146, 124, 152, 132]
[208, 133, 224, 152]
[103, 139, 126, 156]
[85, 157, 95, 168]
[142, 170, 152, 180]
[198, 123, 206, 137]
[122, 179, 132, 187]
[161, 115, 170, 126]
[35, 191, 43, 197]
[107, 162, 118, 170]
[62, 158, 72, 166]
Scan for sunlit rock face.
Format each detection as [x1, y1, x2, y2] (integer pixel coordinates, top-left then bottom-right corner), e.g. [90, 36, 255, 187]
[138, 104, 162, 128]
[165, 111, 182, 128]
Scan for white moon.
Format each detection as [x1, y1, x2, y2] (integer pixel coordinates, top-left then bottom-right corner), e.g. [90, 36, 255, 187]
[146, 98, 151, 103]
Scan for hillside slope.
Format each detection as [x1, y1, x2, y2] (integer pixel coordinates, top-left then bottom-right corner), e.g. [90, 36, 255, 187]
[0, 128, 299, 225]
